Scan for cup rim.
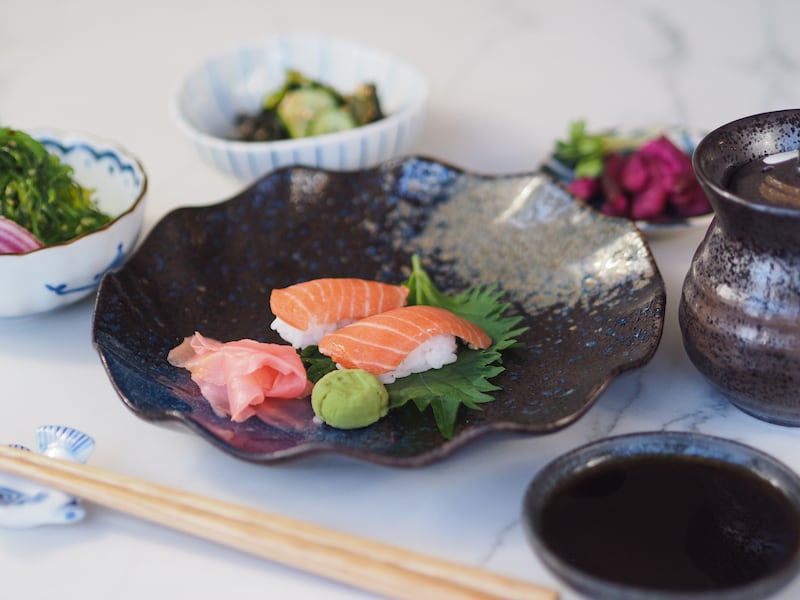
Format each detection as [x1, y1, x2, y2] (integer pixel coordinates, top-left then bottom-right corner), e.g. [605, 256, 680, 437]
[692, 108, 800, 216]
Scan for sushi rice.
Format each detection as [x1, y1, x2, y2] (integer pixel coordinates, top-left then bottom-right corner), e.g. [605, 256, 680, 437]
[270, 316, 356, 349]
[344, 334, 458, 384]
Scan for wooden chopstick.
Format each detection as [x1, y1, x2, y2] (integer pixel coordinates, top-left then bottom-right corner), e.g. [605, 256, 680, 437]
[0, 446, 558, 600]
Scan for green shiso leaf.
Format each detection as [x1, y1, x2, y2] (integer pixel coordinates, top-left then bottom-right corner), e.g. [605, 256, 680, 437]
[403, 254, 528, 352]
[392, 255, 527, 438]
[300, 255, 527, 439]
[301, 345, 337, 383]
[386, 349, 504, 439]
[303, 255, 528, 439]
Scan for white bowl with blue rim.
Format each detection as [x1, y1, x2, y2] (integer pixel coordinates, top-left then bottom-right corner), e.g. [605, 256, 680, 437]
[0, 130, 147, 318]
[173, 32, 429, 183]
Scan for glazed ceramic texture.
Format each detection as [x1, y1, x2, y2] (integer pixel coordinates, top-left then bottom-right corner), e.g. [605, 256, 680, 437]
[679, 109, 800, 425]
[93, 157, 665, 467]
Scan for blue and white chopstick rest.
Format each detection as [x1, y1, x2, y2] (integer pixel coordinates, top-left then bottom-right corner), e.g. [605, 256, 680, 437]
[0, 425, 94, 528]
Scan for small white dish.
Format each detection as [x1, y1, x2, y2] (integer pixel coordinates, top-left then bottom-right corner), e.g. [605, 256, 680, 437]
[173, 32, 429, 182]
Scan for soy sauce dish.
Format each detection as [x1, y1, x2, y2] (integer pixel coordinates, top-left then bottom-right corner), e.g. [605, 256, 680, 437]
[522, 432, 800, 600]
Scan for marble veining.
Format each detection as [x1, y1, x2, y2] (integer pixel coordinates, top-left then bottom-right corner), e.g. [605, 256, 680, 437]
[2, 1, 800, 599]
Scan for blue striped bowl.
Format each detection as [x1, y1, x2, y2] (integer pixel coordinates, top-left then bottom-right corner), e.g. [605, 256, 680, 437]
[174, 33, 429, 183]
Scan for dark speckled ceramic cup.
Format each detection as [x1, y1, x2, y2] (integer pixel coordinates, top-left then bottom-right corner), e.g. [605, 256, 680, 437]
[679, 109, 800, 425]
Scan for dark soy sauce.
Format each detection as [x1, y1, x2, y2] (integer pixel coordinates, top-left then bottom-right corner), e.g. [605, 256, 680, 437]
[727, 152, 800, 208]
[539, 455, 800, 591]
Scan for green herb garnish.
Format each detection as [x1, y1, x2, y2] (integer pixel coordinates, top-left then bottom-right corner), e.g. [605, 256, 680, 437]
[0, 127, 112, 245]
[301, 255, 528, 439]
[301, 345, 338, 382]
[393, 255, 528, 438]
[553, 119, 647, 179]
[403, 255, 527, 353]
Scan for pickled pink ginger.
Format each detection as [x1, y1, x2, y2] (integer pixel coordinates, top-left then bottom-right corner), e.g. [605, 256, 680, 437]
[168, 331, 312, 422]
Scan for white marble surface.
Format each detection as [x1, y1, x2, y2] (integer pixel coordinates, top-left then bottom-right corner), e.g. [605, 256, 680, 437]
[2, 1, 800, 598]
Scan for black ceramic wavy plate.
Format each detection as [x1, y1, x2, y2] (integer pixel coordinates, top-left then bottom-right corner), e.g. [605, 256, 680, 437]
[92, 156, 666, 467]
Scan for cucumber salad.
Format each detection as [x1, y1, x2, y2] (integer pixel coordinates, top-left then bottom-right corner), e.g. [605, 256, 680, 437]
[234, 70, 385, 142]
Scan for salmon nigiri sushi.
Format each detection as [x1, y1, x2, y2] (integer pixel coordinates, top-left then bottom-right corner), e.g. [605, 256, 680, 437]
[317, 304, 492, 383]
[269, 278, 410, 349]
